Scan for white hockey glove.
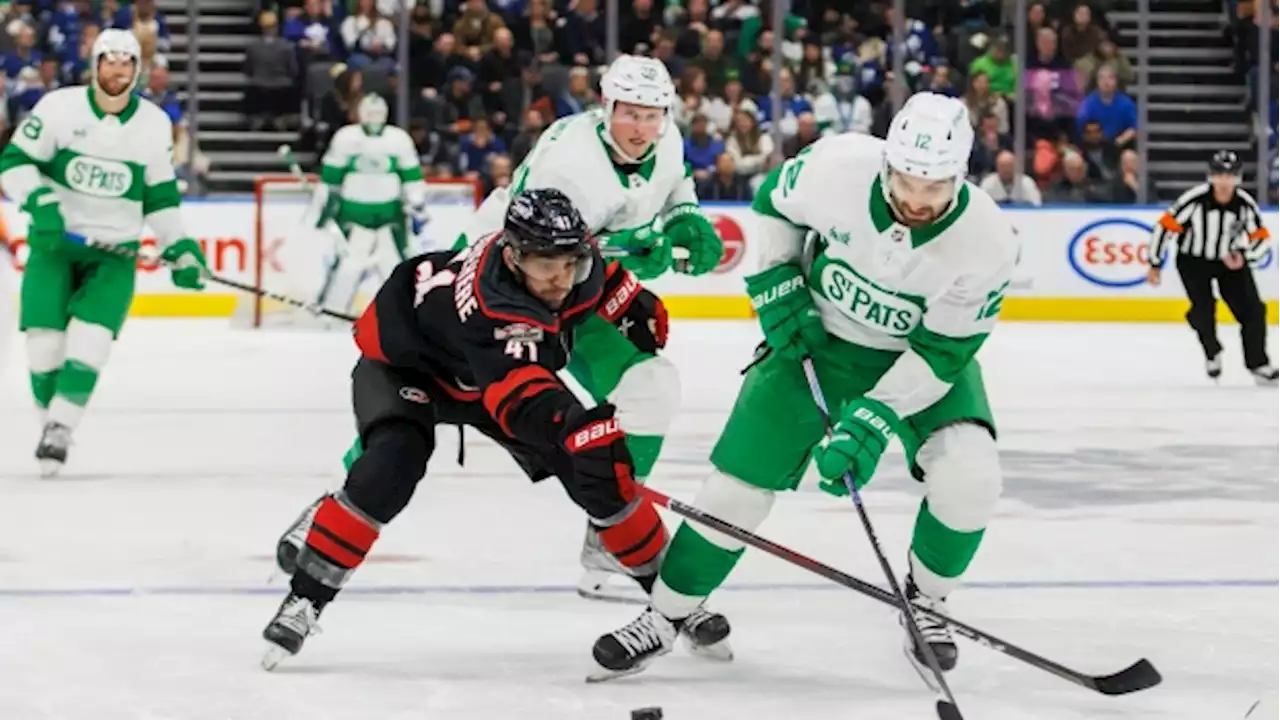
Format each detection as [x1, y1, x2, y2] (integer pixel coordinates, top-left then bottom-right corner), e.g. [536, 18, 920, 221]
[407, 203, 430, 236]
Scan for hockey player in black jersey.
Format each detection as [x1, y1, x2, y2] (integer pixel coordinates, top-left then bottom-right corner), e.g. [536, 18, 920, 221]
[260, 188, 730, 670]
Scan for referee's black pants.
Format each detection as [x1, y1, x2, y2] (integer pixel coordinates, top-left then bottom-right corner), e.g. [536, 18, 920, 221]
[1175, 256, 1271, 369]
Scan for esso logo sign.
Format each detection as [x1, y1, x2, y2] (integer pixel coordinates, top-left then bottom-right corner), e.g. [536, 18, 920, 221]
[1067, 218, 1154, 288]
[710, 213, 746, 274]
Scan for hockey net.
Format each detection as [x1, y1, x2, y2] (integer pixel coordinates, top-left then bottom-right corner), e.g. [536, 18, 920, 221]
[232, 174, 484, 329]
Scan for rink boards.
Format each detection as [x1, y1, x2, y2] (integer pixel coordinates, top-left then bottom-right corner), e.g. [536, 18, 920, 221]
[1, 200, 1276, 323]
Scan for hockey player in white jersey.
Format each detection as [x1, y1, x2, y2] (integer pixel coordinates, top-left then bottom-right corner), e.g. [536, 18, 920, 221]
[455, 54, 725, 603]
[311, 94, 430, 317]
[592, 93, 1019, 679]
[0, 29, 206, 475]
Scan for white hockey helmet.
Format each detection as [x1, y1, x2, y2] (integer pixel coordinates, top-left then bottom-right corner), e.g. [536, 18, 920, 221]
[882, 92, 974, 205]
[599, 54, 676, 162]
[91, 28, 142, 97]
[357, 94, 389, 134]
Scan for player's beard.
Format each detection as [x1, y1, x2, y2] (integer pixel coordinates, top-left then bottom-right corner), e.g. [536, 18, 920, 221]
[97, 74, 132, 97]
[891, 198, 944, 228]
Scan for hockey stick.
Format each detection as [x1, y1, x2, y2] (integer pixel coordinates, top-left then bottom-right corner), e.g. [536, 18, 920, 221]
[637, 484, 1162, 696]
[277, 144, 314, 191]
[800, 357, 963, 720]
[67, 234, 358, 323]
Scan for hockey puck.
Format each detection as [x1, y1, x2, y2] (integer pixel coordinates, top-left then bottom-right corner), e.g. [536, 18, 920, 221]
[630, 708, 663, 720]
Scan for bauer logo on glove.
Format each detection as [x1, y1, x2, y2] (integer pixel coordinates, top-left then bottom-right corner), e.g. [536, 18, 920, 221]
[750, 275, 806, 309]
[567, 417, 624, 453]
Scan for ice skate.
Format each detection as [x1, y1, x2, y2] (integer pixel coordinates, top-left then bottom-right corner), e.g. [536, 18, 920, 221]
[577, 523, 647, 605]
[901, 576, 958, 681]
[588, 606, 678, 682]
[1251, 364, 1277, 386]
[273, 495, 323, 578]
[1206, 351, 1223, 381]
[35, 421, 72, 478]
[678, 604, 733, 661]
[261, 592, 323, 671]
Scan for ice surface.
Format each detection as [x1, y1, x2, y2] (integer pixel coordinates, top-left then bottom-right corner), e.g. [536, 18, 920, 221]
[0, 320, 1275, 720]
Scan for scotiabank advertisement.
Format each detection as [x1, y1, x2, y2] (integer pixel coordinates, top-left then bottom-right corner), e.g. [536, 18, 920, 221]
[1, 199, 1276, 321]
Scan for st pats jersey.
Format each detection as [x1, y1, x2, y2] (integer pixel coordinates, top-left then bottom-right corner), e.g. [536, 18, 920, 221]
[0, 86, 181, 245]
[321, 124, 426, 226]
[754, 133, 1019, 417]
[463, 107, 698, 240]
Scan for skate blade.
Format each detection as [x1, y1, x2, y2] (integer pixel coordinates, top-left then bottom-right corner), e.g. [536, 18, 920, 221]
[684, 636, 734, 662]
[576, 571, 647, 606]
[261, 642, 294, 672]
[585, 661, 654, 684]
[38, 459, 63, 478]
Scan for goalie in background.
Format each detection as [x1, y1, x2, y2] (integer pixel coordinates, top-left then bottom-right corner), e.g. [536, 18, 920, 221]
[310, 94, 431, 318]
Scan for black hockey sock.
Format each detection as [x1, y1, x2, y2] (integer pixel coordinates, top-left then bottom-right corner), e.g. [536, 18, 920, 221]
[635, 572, 657, 594]
[291, 570, 338, 608]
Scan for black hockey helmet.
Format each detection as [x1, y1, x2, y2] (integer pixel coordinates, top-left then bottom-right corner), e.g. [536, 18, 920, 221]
[502, 188, 591, 259]
[1208, 149, 1242, 176]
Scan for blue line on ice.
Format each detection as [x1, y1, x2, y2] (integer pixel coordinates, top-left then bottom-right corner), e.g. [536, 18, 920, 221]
[0, 578, 1274, 598]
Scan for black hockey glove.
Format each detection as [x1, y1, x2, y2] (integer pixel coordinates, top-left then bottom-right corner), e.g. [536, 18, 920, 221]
[598, 265, 669, 354]
[560, 403, 640, 506]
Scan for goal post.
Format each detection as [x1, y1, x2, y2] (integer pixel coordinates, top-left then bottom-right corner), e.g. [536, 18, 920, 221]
[234, 174, 484, 328]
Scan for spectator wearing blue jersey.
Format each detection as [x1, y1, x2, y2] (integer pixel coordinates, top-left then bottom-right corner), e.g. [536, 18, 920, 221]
[882, 7, 941, 70]
[59, 22, 96, 86]
[554, 66, 600, 118]
[756, 67, 812, 138]
[13, 60, 56, 117]
[44, 1, 85, 65]
[139, 60, 182, 126]
[2, 22, 41, 81]
[684, 113, 724, 183]
[458, 116, 507, 182]
[853, 37, 886, 107]
[1076, 65, 1137, 148]
[284, 0, 341, 62]
[114, 0, 170, 52]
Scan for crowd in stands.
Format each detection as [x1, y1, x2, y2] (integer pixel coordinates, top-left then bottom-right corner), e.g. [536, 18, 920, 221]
[246, 0, 1166, 204]
[0, 0, 204, 185]
[0, 1, 1271, 204]
[1229, 0, 1278, 201]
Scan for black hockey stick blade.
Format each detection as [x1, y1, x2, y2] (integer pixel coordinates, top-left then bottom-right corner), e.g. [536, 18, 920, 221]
[1091, 658, 1162, 695]
[937, 700, 964, 720]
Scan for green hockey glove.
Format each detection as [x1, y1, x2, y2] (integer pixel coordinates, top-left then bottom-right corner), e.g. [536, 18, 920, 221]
[161, 238, 209, 290]
[604, 226, 673, 281]
[316, 188, 343, 228]
[812, 396, 900, 496]
[23, 187, 65, 253]
[744, 263, 827, 360]
[663, 205, 722, 276]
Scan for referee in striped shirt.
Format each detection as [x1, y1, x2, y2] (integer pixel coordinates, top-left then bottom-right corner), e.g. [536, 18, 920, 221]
[1147, 150, 1276, 385]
